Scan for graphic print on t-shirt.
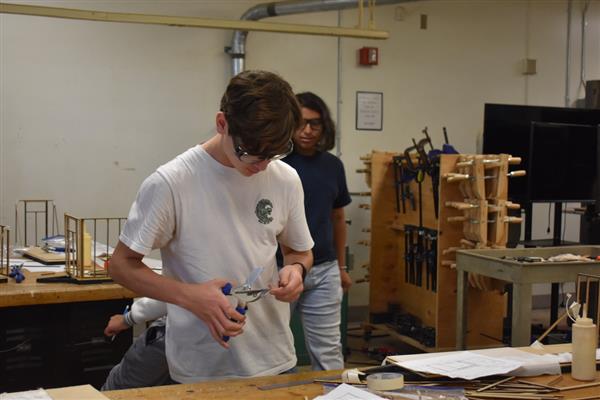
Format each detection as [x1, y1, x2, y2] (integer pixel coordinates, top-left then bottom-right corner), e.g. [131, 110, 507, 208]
[255, 199, 274, 224]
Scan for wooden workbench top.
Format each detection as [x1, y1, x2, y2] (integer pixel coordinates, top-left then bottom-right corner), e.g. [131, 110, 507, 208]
[0, 269, 136, 307]
[103, 369, 600, 400]
[104, 369, 338, 400]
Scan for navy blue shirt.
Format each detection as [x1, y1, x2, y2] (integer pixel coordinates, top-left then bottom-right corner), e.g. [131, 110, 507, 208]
[281, 151, 351, 265]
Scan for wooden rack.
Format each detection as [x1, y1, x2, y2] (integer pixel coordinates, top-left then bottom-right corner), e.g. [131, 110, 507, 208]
[368, 151, 524, 351]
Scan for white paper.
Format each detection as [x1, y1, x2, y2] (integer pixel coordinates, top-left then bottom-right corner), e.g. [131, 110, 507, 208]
[0, 388, 52, 399]
[557, 348, 600, 363]
[478, 347, 561, 376]
[313, 383, 385, 400]
[396, 351, 522, 380]
[9, 258, 65, 273]
[9, 258, 48, 267]
[356, 92, 383, 131]
[24, 265, 66, 273]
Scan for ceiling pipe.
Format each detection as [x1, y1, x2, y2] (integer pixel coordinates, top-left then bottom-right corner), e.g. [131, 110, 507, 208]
[226, 0, 420, 77]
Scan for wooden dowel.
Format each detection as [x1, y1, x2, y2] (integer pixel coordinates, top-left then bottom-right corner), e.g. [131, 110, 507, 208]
[516, 380, 560, 391]
[533, 310, 569, 344]
[508, 156, 522, 164]
[557, 381, 600, 391]
[476, 376, 515, 392]
[545, 375, 563, 387]
[508, 170, 527, 177]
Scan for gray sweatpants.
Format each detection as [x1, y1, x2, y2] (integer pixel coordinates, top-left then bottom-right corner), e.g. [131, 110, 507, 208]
[101, 318, 171, 391]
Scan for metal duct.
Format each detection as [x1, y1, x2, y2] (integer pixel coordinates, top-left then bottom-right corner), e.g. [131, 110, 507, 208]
[227, 0, 420, 76]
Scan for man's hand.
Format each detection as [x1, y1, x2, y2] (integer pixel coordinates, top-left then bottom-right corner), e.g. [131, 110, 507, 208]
[179, 279, 246, 349]
[270, 264, 304, 302]
[104, 314, 130, 337]
[340, 269, 352, 291]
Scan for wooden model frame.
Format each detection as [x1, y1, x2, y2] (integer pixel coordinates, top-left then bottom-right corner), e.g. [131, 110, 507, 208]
[64, 214, 126, 282]
[14, 199, 58, 247]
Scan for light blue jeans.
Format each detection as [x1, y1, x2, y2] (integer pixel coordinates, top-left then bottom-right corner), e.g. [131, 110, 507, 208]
[291, 260, 344, 371]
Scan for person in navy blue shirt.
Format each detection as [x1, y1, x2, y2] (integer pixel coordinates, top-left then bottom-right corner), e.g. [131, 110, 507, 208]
[282, 92, 352, 370]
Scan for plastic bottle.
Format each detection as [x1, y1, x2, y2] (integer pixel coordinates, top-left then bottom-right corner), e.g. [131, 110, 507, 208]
[571, 316, 597, 381]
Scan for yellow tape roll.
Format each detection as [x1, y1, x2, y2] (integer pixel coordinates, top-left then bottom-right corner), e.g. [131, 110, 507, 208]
[366, 372, 405, 391]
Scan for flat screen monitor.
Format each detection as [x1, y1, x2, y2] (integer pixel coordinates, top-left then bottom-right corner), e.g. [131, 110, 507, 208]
[528, 122, 599, 202]
[483, 103, 600, 201]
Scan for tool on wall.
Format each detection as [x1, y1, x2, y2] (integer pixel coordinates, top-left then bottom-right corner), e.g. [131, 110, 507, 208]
[395, 127, 459, 292]
[424, 229, 438, 291]
[403, 224, 437, 291]
[392, 150, 417, 214]
[442, 155, 525, 292]
[422, 127, 459, 219]
[393, 127, 459, 218]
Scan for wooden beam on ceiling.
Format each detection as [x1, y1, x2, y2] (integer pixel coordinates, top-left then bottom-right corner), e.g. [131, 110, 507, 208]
[0, 2, 389, 40]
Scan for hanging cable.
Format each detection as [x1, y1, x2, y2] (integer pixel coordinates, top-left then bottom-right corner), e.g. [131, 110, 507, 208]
[578, 0, 591, 98]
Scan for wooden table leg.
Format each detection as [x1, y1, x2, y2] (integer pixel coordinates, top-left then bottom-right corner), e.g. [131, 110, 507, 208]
[456, 269, 468, 349]
[511, 282, 533, 347]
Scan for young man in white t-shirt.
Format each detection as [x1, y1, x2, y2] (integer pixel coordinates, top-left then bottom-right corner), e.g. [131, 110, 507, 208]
[109, 70, 314, 383]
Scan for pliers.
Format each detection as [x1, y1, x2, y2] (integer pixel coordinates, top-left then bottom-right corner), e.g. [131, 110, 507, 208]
[221, 266, 270, 342]
[9, 263, 25, 283]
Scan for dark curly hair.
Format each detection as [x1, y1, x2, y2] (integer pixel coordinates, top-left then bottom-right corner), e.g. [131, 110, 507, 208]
[296, 92, 336, 152]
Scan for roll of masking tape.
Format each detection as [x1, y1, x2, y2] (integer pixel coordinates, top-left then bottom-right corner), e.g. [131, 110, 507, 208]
[366, 372, 404, 391]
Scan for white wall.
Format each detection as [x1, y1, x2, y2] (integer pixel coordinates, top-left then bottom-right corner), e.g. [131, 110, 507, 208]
[1, 0, 599, 307]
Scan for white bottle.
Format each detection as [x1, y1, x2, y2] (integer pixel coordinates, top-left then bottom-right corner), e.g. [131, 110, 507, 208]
[571, 316, 597, 381]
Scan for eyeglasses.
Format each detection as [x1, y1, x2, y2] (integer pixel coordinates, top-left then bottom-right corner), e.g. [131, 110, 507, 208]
[232, 136, 294, 165]
[302, 118, 323, 131]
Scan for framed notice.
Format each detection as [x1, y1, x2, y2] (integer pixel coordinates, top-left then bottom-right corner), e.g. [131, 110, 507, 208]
[355, 91, 383, 131]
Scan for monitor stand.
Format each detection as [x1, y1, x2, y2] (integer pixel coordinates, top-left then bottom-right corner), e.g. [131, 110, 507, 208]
[521, 201, 578, 326]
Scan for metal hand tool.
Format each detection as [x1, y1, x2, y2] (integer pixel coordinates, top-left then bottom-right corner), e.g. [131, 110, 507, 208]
[221, 266, 269, 342]
[9, 263, 25, 283]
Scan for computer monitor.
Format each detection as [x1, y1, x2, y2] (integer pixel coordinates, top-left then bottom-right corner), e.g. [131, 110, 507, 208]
[483, 103, 600, 201]
[528, 122, 599, 202]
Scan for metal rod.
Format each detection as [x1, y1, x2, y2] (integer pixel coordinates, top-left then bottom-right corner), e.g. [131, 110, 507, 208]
[565, 0, 572, 107]
[44, 200, 49, 240]
[585, 276, 590, 318]
[34, 210, 39, 246]
[23, 201, 27, 246]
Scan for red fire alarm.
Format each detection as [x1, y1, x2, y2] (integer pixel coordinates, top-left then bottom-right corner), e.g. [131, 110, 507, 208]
[359, 47, 378, 66]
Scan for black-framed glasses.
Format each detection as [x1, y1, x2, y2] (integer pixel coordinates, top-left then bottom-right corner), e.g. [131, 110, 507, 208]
[302, 118, 323, 131]
[232, 136, 294, 165]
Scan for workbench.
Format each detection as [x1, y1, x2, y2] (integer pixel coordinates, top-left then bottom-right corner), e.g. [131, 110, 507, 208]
[456, 246, 600, 348]
[0, 269, 136, 392]
[101, 345, 600, 399]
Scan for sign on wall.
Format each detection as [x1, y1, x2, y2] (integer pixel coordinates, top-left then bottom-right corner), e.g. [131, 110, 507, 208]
[356, 91, 383, 131]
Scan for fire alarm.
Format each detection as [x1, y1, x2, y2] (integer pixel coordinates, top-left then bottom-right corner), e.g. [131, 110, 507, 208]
[359, 47, 378, 66]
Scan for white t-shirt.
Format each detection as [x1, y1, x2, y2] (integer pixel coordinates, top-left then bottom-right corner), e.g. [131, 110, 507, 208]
[120, 145, 314, 383]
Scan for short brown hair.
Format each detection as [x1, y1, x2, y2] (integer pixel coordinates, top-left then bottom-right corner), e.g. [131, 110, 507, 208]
[220, 70, 302, 155]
